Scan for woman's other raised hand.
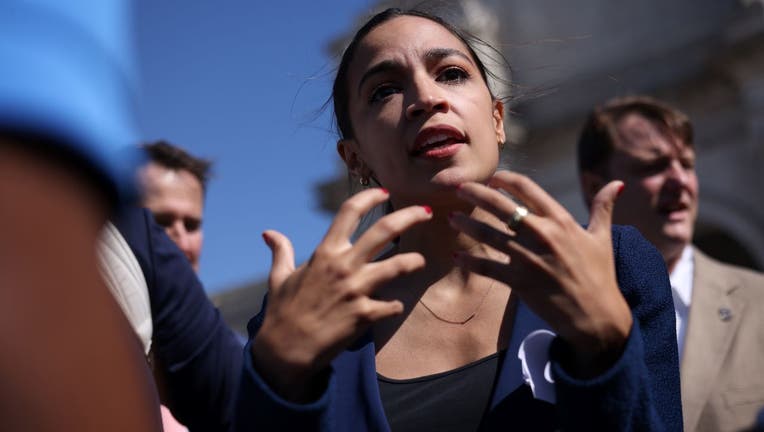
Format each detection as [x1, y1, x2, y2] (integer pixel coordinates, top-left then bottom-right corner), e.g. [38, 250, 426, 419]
[449, 171, 632, 378]
[251, 188, 431, 402]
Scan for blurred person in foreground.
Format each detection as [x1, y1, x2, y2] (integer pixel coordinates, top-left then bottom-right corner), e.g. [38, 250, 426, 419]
[578, 95, 764, 432]
[140, 140, 211, 272]
[0, 0, 161, 429]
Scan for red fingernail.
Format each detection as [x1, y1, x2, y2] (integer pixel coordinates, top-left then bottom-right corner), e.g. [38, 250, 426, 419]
[617, 183, 625, 197]
[380, 188, 389, 194]
[261, 232, 271, 246]
[422, 205, 432, 215]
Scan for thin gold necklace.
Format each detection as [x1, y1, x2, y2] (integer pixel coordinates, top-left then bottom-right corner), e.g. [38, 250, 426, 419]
[418, 281, 495, 325]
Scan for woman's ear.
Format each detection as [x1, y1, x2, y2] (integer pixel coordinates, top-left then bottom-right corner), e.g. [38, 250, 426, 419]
[337, 139, 365, 178]
[493, 100, 506, 145]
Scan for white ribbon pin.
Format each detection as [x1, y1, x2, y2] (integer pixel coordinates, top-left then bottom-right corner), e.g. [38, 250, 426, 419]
[518, 329, 556, 404]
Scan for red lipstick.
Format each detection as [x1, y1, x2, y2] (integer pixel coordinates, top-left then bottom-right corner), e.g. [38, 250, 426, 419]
[411, 125, 467, 159]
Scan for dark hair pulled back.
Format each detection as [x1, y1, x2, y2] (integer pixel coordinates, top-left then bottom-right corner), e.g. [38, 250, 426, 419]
[332, 8, 500, 140]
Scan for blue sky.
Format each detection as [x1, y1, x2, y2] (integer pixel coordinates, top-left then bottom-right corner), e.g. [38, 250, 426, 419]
[134, 1, 375, 293]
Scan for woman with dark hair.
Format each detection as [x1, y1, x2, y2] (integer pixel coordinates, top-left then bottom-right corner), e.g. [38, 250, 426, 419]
[235, 8, 681, 431]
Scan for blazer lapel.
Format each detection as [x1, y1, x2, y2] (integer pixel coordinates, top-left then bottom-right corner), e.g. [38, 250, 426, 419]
[680, 250, 745, 431]
[491, 301, 553, 409]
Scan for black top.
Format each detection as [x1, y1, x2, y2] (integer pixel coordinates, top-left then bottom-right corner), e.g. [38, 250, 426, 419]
[378, 351, 505, 432]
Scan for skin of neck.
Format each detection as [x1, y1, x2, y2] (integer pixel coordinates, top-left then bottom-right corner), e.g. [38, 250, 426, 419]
[395, 200, 504, 296]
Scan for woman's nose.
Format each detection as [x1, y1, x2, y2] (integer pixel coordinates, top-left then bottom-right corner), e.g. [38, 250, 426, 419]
[405, 76, 449, 119]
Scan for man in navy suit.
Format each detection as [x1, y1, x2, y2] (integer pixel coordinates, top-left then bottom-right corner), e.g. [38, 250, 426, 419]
[140, 140, 212, 272]
[111, 204, 243, 431]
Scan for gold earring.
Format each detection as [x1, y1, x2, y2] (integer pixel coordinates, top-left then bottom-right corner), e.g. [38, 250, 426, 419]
[498, 140, 505, 151]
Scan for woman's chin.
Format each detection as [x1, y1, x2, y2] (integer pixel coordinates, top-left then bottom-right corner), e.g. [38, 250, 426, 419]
[430, 166, 493, 188]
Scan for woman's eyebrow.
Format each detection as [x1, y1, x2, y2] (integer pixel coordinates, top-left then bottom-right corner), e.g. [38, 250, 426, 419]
[358, 60, 401, 96]
[424, 47, 473, 65]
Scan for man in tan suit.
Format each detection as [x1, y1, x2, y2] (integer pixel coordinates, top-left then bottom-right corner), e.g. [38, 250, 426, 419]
[576, 95, 764, 432]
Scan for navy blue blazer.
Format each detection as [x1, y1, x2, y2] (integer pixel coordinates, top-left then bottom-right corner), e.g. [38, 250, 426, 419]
[113, 206, 244, 431]
[234, 225, 683, 431]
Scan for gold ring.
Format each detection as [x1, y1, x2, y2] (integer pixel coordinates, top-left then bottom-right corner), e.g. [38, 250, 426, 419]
[507, 206, 529, 230]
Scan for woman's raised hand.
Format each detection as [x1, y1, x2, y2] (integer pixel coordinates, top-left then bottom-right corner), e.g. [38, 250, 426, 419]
[251, 188, 431, 402]
[449, 171, 632, 377]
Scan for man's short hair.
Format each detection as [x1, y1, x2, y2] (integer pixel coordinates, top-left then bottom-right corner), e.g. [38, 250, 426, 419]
[577, 95, 694, 177]
[142, 140, 212, 191]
